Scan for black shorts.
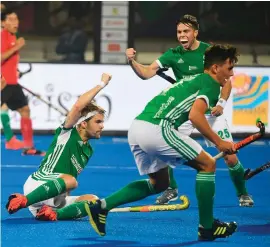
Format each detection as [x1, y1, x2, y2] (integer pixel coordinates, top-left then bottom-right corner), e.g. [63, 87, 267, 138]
[1, 84, 28, 111]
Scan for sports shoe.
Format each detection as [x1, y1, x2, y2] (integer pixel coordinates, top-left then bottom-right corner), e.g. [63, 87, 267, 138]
[6, 193, 28, 214]
[239, 194, 254, 207]
[84, 200, 108, 236]
[198, 218, 238, 241]
[155, 188, 178, 205]
[36, 205, 57, 221]
[22, 147, 46, 156]
[5, 136, 24, 150]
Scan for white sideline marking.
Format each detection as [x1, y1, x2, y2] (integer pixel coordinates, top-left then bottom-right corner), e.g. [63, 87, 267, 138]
[1, 165, 269, 172]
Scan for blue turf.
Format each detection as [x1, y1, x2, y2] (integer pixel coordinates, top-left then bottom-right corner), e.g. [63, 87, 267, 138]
[1, 135, 270, 247]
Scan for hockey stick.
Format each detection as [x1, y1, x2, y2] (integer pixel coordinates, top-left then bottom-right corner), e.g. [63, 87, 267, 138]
[214, 120, 265, 160]
[244, 161, 270, 180]
[18, 63, 68, 116]
[20, 85, 68, 116]
[156, 68, 177, 84]
[18, 63, 32, 78]
[109, 195, 189, 213]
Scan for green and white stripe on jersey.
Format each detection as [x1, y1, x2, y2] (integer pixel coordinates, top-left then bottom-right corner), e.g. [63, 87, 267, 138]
[159, 91, 199, 128]
[32, 129, 72, 180]
[31, 170, 61, 181]
[159, 92, 200, 161]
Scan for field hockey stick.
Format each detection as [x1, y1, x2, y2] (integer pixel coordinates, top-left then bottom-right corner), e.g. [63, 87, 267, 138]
[213, 120, 265, 160]
[244, 161, 270, 180]
[18, 64, 68, 116]
[20, 85, 68, 116]
[109, 195, 189, 213]
[18, 63, 32, 78]
[156, 68, 177, 84]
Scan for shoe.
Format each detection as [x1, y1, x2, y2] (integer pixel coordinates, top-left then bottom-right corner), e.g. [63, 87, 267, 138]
[6, 193, 28, 214]
[84, 200, 108, 236]
[36, 205, 57, 221]
[156, 188, 178, 205]
[198, 218, 238, 241]
[22, 147, 46, 156]
[239, 194, 254, 207]
[5, 136, 24, 150]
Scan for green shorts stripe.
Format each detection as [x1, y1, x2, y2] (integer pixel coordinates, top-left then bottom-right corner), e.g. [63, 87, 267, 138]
[162, 126, 193, 161]
[162, 123, 199, 161]
[170, 129, 198, 158]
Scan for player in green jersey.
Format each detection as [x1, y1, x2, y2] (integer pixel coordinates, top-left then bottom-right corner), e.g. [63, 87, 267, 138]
[85, 44, 238, 241]
[6, 73, 112, 220]
[126, 14, 253, 207]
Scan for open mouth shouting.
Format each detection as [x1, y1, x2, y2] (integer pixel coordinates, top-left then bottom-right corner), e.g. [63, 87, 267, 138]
[180, 38, 189, 48]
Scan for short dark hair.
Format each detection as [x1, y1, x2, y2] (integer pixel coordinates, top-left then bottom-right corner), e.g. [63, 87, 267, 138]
[204, 44, 239, 69]
[1, 8, 16, 21]
[81, 101, 105, 120]
[177, 14, 199, 30]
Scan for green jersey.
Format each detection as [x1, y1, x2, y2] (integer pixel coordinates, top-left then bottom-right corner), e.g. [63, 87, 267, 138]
[156, 42, 210, 81]
[32, 125, 93, 180]
[136, 73, 220, 129]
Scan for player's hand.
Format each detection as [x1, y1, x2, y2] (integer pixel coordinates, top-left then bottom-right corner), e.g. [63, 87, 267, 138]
[216, 140, 236, 154]
[15, 37, 26, 50]
[126, 48, 136, 61]
[211, 105, 224, 116]
[101, 73, 112, 86]
[1, 75, 6, 90]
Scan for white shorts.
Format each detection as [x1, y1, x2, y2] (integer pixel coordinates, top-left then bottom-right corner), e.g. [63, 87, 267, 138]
[178, 114, 233, 147]
[128, 120, 202, 175]
[23, 174, 79, 216]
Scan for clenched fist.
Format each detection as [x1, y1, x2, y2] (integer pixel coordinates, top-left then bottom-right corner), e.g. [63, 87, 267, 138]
[101, 73, 112, 86]
[126, 48, 136, 61]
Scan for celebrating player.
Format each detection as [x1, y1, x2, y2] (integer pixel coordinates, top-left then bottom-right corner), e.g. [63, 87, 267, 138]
[6, 73, 112, 220]
[85, 44, 238, 241]
[126, 14, 253, 207]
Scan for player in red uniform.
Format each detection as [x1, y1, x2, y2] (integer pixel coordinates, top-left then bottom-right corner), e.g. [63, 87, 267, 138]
[1, 9, 44, 155]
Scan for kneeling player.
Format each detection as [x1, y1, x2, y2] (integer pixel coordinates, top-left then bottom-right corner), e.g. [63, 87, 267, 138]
[6, 73, 112, 220]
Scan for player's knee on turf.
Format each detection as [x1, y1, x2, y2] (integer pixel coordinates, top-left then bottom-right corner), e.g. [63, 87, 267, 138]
[223, 153, 238, 167]
[60, 174, 78, 190]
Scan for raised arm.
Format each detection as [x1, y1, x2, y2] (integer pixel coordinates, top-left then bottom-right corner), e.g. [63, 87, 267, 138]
[63, 73, 112, 129]
[126, 48, 160, 80]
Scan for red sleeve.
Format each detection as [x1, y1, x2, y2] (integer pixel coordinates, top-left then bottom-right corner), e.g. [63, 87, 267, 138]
[1, 31, 8, 53]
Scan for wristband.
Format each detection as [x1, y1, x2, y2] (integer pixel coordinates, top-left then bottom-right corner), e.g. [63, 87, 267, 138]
[216, 98, 227, 108]
[99, 81, 106, 88]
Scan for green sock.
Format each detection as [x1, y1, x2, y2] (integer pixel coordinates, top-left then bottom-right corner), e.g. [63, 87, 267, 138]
[168, 166, 178, 189]
[1, 111, 14, 141]
[228, 160, 248, 196]
[26, 178, 66, 206]
[196, 172, 215, 229]
[56, 201, 88, 220]
[104, 179, 157, 211]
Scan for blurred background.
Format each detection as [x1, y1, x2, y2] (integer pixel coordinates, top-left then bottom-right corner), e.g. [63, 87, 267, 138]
[1, 1, 270, 135]
[2, 1, 270, 65]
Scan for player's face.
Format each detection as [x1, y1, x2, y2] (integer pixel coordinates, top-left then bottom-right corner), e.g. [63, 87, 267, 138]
[3, 13, 19, 34]
[215, 58, 235, 86]
[177, 23, 198, 50]
[85, 113, 105, 139]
